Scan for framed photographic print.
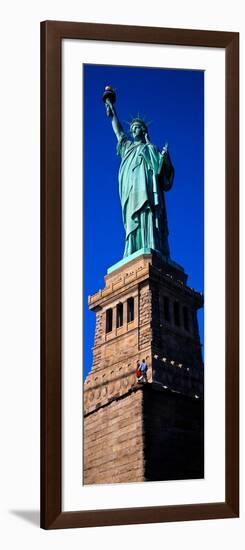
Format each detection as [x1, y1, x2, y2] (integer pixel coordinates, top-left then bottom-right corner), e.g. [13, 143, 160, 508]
[41, 21, 239, 529]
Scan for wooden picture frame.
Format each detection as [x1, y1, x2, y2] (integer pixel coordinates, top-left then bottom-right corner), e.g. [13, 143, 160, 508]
[41, 20, 239, 529]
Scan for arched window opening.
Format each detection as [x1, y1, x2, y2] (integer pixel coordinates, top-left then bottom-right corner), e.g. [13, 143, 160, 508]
[116, 303, 123, 328]
[174, 301, 180, 327]
[163, 296, 170, 322]
[183, 306, 189, 331]
[127, 297, 134, 322]
[105, 308, 113, 333]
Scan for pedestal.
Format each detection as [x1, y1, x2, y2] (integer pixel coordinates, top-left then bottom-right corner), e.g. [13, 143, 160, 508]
[83, 252, 204, 484]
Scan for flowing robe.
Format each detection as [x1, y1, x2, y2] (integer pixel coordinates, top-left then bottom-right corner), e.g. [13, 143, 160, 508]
[117, 133, 174, 258]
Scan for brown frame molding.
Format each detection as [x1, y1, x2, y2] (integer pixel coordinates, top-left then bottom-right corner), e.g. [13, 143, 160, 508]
[41, 21, 239, 529]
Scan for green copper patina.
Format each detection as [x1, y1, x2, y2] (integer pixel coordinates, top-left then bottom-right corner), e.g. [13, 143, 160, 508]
[103, 86, 174, 259]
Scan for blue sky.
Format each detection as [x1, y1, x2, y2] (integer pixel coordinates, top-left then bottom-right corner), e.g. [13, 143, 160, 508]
[83, 64, 204, 379]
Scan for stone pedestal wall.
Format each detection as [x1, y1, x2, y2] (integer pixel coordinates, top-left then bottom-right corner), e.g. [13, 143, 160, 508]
[84, 384, 204, 485]
[84, 387, 144, 484]
[84, 253, 204, 484]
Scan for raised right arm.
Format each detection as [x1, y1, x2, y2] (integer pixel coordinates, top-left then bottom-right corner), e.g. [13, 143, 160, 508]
[105, 99, 124, 142]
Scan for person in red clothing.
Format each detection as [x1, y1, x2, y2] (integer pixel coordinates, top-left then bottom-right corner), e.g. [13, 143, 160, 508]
[136, 358, 148, 384]
[136, 360, 141, 382]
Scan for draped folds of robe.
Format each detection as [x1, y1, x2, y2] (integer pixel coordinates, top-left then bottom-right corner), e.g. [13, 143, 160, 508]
[117, 133, 174, 258]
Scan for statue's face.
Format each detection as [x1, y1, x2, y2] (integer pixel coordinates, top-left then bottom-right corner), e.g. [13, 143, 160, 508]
[131, 123, 145, 142]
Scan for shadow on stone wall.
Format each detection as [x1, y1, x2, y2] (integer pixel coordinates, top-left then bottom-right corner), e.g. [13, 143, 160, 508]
[142, 385, 204, 482]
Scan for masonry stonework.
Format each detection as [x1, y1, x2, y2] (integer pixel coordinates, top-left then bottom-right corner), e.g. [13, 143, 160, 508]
[84, 253, 204, 484]
[84, 388, 144, 484]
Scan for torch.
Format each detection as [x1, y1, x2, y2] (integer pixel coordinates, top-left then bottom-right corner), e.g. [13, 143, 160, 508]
[102, 85, 116, 116]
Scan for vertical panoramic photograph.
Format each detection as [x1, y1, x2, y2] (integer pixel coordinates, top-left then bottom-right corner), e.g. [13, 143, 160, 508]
[83, 63, 204, 485]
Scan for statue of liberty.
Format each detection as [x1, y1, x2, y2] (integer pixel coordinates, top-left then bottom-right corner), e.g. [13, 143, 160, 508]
[103, 86, 174, 259]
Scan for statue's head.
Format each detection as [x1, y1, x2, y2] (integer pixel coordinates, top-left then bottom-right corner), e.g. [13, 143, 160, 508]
[130, 118, 148, 142]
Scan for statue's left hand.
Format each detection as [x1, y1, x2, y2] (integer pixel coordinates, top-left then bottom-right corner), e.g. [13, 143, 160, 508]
[161, 142, 168, 157]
